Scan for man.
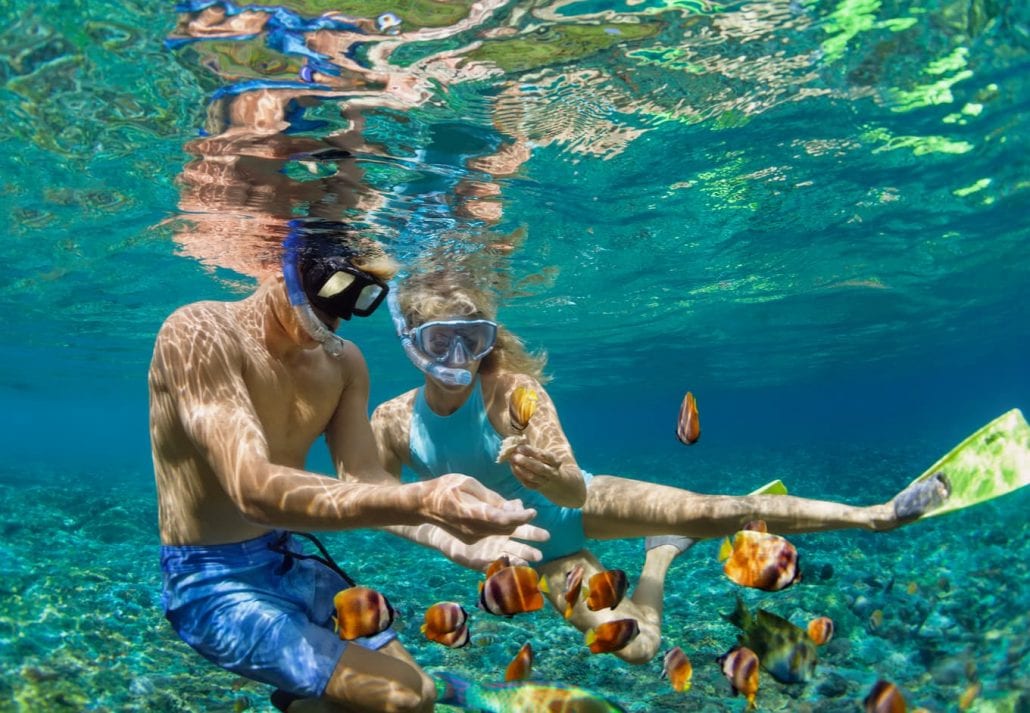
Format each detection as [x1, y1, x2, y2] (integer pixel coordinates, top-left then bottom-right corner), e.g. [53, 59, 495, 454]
[149, 224, 545, 712]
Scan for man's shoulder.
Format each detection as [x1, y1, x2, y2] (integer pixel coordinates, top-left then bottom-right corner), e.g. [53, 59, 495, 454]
[158, 300, 233, 337]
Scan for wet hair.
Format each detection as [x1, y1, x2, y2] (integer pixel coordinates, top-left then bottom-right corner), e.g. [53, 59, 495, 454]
[294, 219, 398, 285]
[398, 268, 549, 382]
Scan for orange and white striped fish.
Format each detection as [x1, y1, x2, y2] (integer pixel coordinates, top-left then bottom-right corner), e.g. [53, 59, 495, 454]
[864, 679, 907, 712]
[718, 529, 801, 591]
[676, 391, 700, 445]
[718, 645, 759, 710]
[332, 586, 395, 640]
[662, 646, 693, 692]
[562, 565, 584, 619]
[421, 602, 470, 648]
[504, 642, 534, 682]
[479, 564, 547, 617]
[807, 616, 835, 645]
[585, 618, 639, 654]
[585, 569, 629, 612]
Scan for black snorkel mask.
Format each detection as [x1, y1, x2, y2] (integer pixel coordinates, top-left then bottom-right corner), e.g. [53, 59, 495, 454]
[283, 220, 389, 356]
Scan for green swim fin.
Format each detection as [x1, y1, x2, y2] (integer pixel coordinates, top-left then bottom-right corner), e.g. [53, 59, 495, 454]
[906, 408, 1030, 518]
[750, 479, 788, 496]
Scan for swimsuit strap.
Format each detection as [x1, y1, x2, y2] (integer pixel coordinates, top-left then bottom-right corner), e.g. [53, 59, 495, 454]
[267, 530, 356, 586]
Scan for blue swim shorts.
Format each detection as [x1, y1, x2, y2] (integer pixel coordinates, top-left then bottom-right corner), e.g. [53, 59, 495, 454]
[160, 530, 397, 698]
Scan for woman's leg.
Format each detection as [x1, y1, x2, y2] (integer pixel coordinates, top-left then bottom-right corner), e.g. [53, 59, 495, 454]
[581, 473, 947, 540]
[317, 640, 434, 713]
[538, 550, 663, 665]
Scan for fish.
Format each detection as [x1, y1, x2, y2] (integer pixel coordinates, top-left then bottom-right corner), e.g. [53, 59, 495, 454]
[509, 386, 539, 432]
[718, 529, 801, 591]
[585, 569, 629, 612]
[806, 616, 835, 645]
[421, 602, 470, 648]
[436, 672, 628, 713]
[869, 609, 884, 630]
[332, 586, 395, 641]
[676, 391, 700, 445]
[479, 564, 547, 616]
[723, 596, 817, 684]
[505, 642, 534, 682]
[662, 646, 693, 692]
[742, 519, 768, 533]
[563, 565, 584, 619]
[958, 681, 981, 710]
[585, 618, 640, 654]
[486, 555, 512, 578]
[717, 645, 760, 710]
[864, 679, 907, 712]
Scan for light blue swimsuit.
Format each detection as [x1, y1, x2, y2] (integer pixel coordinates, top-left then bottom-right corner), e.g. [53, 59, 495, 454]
[408, 380, 590, 563]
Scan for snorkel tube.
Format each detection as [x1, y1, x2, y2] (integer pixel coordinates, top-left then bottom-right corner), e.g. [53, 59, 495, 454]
[387, 285, 472, 387]
[282, 227, 346, 357]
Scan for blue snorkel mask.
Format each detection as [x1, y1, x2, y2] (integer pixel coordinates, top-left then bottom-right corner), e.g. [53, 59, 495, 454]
[283, 221, 389, 357]
[386, 285, 498, 387]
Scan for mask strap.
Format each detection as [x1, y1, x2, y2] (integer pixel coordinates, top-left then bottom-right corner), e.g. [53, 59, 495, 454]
[386, 285, 472, 386]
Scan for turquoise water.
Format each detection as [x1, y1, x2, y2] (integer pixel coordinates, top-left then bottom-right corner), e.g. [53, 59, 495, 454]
[1, 0, 1028, 710]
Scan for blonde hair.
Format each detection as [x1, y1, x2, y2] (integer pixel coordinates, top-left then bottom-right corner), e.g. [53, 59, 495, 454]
[398, 269, 549, 382]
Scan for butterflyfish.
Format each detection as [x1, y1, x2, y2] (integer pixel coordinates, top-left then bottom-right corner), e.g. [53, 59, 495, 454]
[585, 618, 640, 654]
[723, 596, 817, 683]
[509, 386, 539, 432]
[585, 569, 629, 612]
[504, 642, 534, 682]
[718, 529, 801, 591]
[717, 645, 760, 710]
[662, 646, 693, 692]
[421, 602, 470, 648]
[676, 391, 700, 445]
[479, 564, 547, 616]
[332, 586, 394, 640]
[864, 679, 907, 713]
[486, 555, 512, 578]
[563, 564, 584, 619]
[807, 616, 835, 645]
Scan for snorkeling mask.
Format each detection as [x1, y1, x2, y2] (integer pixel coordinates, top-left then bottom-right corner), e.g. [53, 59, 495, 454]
[282, 221, 389, 357]
[387, 287, 497, 387]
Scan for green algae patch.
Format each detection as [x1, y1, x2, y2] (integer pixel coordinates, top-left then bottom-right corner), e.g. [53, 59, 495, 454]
[281, 0, 475, 28]
[468, 22, 661, 74]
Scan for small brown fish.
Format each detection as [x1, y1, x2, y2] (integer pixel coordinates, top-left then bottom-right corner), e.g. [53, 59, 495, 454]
[504, 642, 534, 682]
[958, 681, 981, 710]
[742, 519, 768, 533]
[718, 645, 759, 710]
[662, 646, 693, 692]
[718, 529, 801, 592]
[869, 609, 884, 630]
[509, 386, 539, 432]
[864, 679, 907, 713]
[332, 586, 395, 640]
[421, 602, 469, 647]
[807, 616, 835, 645]
[585, 569, 629, 612]
[585, 618, 639, 654]
[676, 391, 701, 445]
[479, 565, 547, 617]
[563, 565, 584, 619]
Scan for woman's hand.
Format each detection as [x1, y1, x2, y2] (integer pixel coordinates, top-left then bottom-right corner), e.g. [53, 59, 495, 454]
[442, 529, 548, 572]
[509, 444, 565, 490]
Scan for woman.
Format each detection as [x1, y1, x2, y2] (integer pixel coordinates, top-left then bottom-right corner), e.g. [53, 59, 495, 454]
[367, 269, 948, 664]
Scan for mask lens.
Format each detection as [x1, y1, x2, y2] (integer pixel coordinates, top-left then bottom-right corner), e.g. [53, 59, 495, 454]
[355, 284, 384, 311]
[415, 321, 497, 361]
[316, 271, 356, 299]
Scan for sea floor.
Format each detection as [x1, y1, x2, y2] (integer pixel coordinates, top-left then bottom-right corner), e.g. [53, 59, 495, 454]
[1, 444, 1027, 712]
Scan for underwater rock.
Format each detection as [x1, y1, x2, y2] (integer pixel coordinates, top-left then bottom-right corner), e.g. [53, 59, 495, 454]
[815, 672, 851, 698]
[929, 657, 966, 685]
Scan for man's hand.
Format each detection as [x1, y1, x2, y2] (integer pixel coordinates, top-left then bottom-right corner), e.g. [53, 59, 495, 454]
[417, 474, 545, 544]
